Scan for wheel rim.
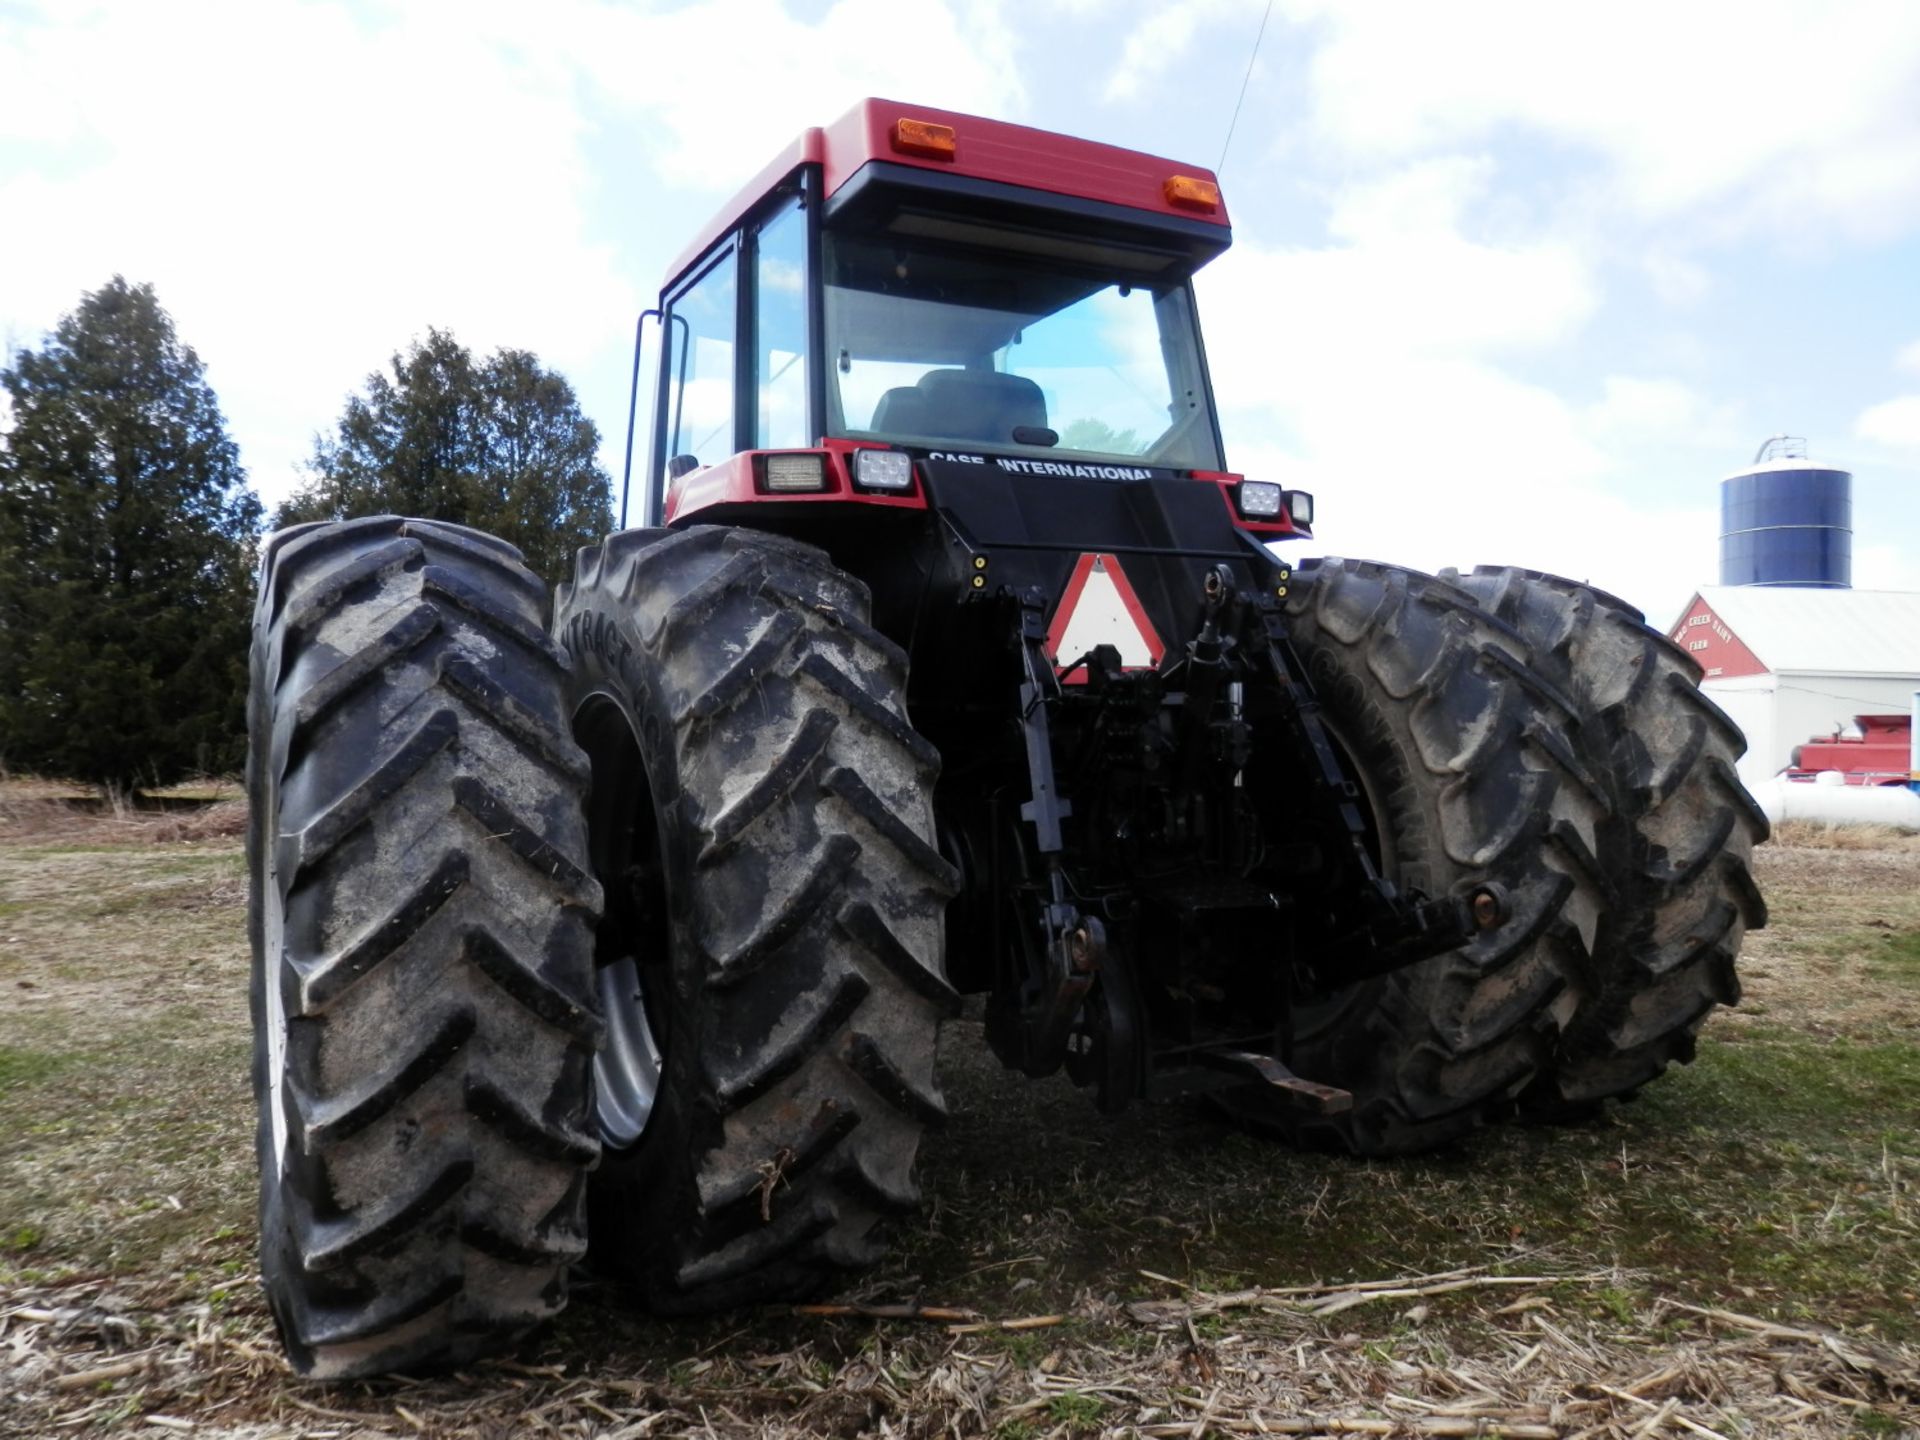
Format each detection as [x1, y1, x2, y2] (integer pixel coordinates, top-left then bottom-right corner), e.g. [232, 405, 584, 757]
[592, 957, 663, 1148]
[575, 693, 673, 1151]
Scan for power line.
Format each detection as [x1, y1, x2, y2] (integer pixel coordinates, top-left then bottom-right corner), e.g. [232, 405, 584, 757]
[1218, 0, 1276, 175]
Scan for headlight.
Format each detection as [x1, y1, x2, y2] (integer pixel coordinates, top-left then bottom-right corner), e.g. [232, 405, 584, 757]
[1283, 490, 1314, 526]
[1239, 480, 1283, 518]
[762, 453, 828, 492]
[854, 449, 913, 490]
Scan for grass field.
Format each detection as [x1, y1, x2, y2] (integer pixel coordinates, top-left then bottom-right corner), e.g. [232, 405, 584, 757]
[2, 780, 1916, 1437]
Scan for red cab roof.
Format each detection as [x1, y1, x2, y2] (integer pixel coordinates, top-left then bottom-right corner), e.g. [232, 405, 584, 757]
[663, 97, 1231, 288]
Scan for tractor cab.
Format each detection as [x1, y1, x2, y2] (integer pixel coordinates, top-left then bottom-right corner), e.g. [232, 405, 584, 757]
[628, 99, 1308, 547]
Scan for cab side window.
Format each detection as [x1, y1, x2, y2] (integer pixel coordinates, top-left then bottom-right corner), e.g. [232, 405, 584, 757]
[755, 198, 809, 449]
[663, 249, 738, 486]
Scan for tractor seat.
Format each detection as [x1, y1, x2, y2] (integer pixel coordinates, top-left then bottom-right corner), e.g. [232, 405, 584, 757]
[870, 385, 933, 437]
[914, 369, 1048, 444]
[869, 369, 1049, 445]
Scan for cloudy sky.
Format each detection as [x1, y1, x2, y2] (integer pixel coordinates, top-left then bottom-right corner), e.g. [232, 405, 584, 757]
[4, 0, 1919, 625]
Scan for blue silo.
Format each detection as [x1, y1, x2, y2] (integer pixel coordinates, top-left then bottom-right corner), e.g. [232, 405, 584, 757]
[1719, 436, 1852, 588]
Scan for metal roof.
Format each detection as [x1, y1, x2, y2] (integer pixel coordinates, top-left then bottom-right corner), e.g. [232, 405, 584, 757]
[1681, 587, 1920, 676]
[1717, 457, 1853, 483]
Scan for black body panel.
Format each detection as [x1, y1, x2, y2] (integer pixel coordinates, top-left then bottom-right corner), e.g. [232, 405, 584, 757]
[908, 458, 1276, 699]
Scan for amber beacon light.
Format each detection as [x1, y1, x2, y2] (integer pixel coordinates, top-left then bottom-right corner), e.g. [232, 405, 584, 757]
[1163, 174, 1221, 212]
[892, 118, 957, 160]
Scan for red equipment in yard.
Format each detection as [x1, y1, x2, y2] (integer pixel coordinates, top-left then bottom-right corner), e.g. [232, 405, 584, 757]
[1788, 714, 1915, 786]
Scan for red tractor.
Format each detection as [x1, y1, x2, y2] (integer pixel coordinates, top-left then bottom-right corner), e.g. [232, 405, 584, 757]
[246, 100, 1768, 1377]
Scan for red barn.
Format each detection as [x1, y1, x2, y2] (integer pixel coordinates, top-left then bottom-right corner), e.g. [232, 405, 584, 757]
[1668, 586, 1920, 788]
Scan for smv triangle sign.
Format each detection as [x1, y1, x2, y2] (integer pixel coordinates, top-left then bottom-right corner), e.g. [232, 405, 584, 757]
[1045, 552, 1166, 684]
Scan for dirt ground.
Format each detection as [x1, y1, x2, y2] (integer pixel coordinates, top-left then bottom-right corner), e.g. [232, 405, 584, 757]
[1, 786, 1916, 1438]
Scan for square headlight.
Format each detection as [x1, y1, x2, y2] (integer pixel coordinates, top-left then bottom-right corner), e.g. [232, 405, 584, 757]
[1283, 490, 1314, 526]
[763, 453, 828, 492]
[854, 448, 913, 490]
[1239, 480, 1283, 518]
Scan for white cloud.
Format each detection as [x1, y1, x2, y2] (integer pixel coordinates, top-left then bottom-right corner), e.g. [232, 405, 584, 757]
[1642, 253, 1710, 307]
[1582, 376, 1744, 453]
[1896, 339, 1920, 378]
[1854, 541, 1920, 592]
[1097, 0, 1267, 106]
[1856, 395, 1920, 451]
[1585, 378, 1700, 440]
[1199, 162, 1595, 420]
[1, 0, 630, 501]
[0, 0, 1026, 507]
[1104, 5, 1206, 103]
[1280, 0, 1920, 243]
[558, 0, 1024, 192]
[1188, 162, 1754, 617]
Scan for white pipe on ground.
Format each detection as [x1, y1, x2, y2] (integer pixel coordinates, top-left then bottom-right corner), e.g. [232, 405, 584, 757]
[1754, 775, 1920, 831]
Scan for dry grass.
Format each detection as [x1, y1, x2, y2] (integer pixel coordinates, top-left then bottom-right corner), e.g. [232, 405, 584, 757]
[1769, 820, 1920, 854]
[2, 786, 1917, 1438]
[0, 774, 246, 849]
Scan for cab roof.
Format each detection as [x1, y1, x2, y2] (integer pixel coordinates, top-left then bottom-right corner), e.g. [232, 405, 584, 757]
[663, 98, 1231, 289]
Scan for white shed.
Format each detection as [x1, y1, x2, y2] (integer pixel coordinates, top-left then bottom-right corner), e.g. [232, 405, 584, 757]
[1666, 587, 1920, 791]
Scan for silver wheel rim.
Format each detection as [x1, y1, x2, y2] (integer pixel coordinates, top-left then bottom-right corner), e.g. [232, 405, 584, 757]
[592, 956, 663, 1148]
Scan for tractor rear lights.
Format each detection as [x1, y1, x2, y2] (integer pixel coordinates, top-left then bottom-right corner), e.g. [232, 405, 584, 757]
[1283, 490, 1315, 527]
[852, 448, 913, 491]
[892, 118, 957, 160]
[1163, 175, 1221, 213]
[1238, 481, 1283, 519]
[760, 452, 829, 492]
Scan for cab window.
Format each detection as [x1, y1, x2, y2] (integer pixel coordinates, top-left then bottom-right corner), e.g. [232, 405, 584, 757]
[823, 229, 1222, 470]
[663, 249, 738, 484]
[755, 197, 809, 448]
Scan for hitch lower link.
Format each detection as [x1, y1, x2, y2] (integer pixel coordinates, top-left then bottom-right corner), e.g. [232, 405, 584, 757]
[992, 590, 1107, 1078]
[1250, 592, 1510, 980]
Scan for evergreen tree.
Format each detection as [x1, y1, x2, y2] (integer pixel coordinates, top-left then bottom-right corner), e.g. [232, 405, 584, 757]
[279, 329, 611, 582]
[0, 277, 263, 789]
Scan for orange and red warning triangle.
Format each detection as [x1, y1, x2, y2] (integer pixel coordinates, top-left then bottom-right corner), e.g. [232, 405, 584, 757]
[1044, 552, 1165, 683]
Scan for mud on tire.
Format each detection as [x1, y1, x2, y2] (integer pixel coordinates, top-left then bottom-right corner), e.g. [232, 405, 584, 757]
[1442, 567, 1768, 1111]
[248, 516, 601, 1380]
[1232, 557, 1614, 1155]
[1233, 558, 1768, 1155]
[553, 525, 958, 1312]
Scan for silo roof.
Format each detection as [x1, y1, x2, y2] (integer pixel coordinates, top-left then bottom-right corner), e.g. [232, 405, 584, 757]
[1679, 587, 1920, 677]
[1717, 457, 1852, 482]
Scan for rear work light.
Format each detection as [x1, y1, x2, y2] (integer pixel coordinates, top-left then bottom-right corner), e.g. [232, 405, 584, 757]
[1284, 490, 1314, 526]
[853, 449, 913, 490]
[1238, 481, 1283, 518]
[762, 453, 829, 492]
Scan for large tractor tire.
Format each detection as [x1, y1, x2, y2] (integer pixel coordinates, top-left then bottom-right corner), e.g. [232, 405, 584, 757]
[1233, 557, 1612, 1155]
[552, 525, 958, 1312]
[1440, 567, 1767, 1111]
[248, 516, 602, 1379]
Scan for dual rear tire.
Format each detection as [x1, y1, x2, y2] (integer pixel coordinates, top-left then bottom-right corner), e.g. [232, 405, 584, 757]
[1229, 558, 1767, 1155]
[249, 521, 952, 1376]
[553, 526, 957, 1312]
[248, 517, 603, 1379]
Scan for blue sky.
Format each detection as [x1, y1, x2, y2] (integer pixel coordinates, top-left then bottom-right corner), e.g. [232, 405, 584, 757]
[4, 0, 1918, 626]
